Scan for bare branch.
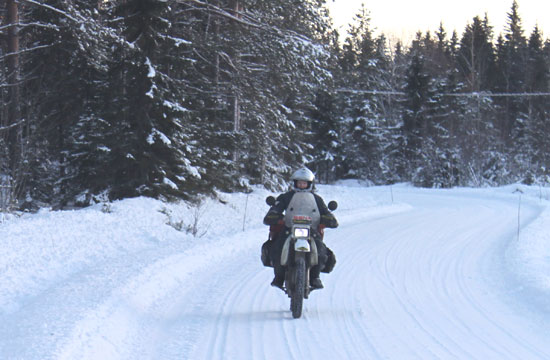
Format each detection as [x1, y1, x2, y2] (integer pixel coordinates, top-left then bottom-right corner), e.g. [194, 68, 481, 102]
[337, 89, 550, 97]
[0, 119, 26, 133]
[176, 0, 261, 29]
[0, 42, 57, 61]
[19, 0, 83, 23]
[0, 21, 60, 31]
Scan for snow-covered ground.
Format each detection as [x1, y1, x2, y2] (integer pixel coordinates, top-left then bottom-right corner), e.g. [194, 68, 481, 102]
[1, 182, 550, 359]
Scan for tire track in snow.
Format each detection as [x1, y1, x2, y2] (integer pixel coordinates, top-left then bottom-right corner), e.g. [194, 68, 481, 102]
[327, 219, 392, 360]
[347, 215, 458, 359]
[366, 193, 547, 359]
[317, 191, 550, 359]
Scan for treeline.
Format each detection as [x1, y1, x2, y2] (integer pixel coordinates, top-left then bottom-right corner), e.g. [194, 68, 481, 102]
[328, 1, 550, 188]
[1, 0, 549, 210]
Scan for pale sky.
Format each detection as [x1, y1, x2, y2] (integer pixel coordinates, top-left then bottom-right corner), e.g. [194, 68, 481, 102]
[325, 0, 550, 43]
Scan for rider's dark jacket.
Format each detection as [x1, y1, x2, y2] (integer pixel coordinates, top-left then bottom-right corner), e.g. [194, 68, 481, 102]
[263, 190, 338, 229]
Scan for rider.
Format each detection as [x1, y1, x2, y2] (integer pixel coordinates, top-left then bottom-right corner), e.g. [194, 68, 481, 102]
[263, 167, 338, 290]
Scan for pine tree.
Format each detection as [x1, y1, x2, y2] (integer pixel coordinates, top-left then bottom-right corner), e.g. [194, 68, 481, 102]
[403, 31, 455, 187]
[401, 34, 432, 181]
[454, 15, 502, 185]
[99, 0, 206, 200]
[9, 0, 116, 207]
[226, 0, 333, 188]
[456, 15, 496, 92]
[308, 89, 342, 184]
[494, 0, 528, 147]
[307, 15, 343, 184]
[422, 24, 462, 187]
[337, 5, 392, 182]
[376, 40, 408, 183]
[523, 25, 550, 182]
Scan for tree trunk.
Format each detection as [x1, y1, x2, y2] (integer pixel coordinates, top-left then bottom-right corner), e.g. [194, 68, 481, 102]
[230, 0, 242, 163]
[6, 0, 21, 152]
[5, 0, 22, 200]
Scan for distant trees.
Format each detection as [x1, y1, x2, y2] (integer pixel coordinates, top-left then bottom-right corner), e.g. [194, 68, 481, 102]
[334, 0, 550, 188]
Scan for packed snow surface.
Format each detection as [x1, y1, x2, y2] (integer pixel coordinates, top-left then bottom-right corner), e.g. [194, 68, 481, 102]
[1, 182, 550, 359]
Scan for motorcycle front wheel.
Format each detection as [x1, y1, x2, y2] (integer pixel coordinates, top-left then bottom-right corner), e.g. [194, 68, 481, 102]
[290, 256, 306, 318]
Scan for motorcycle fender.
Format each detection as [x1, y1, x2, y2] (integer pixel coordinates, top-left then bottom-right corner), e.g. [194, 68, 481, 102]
[295, 238, 310, 252]
[280, 235, 292, 266]
[309, 239, 318, 266]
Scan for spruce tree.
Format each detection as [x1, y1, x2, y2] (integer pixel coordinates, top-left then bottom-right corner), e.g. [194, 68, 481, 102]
[308, 89, 342, 184]
[401, 34, 431, 182]
[454, 15, 502, 185]
[12, 0, 115, 207]
[523, 25, 550, 182]
[337, 5, 391, 182]
[494, 0, 528, 147]
[227, 0, 333, 188]
[456, 15, 496, 92]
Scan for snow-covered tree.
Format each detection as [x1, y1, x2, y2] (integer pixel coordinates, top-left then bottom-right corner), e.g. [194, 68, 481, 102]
[521, 25, 550, 182]
[337, 5, 393, 182]
[493, 1, 528, 146]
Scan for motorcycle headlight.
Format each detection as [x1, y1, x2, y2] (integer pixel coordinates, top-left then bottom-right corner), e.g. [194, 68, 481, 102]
[293, 227, 309, 238]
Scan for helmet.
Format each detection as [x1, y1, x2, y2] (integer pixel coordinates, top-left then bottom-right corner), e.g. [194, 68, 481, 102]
[290, 167, 315, 191]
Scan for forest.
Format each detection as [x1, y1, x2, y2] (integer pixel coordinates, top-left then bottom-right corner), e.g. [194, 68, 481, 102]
[1, 0, 549, 210]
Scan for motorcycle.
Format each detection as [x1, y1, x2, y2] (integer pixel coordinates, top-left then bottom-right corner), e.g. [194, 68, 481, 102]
[265, 195, 337, 318]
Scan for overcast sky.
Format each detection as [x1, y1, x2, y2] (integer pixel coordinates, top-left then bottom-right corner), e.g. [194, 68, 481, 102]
[325, 0, 549, 43]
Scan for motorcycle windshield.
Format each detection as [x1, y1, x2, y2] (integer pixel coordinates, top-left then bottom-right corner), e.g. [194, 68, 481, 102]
[284, 192, 321, 229]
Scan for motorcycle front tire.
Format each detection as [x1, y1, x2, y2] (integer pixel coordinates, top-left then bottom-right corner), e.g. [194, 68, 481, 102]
[290, 256, 306, 319]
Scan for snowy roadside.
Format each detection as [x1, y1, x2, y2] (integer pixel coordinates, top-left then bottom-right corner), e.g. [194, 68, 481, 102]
[0, 189, 262, 314]
[460, 184, 550, 299]
[0, 182, 400, 316]
[0, 181, 406, 359]
[499, 184, 550, 314]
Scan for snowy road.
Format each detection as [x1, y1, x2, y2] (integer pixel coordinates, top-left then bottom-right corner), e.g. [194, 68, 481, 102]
[2, 185, 550, 359]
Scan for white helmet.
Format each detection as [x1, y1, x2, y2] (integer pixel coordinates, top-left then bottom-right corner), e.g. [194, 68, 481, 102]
[290, 167, 315, 191]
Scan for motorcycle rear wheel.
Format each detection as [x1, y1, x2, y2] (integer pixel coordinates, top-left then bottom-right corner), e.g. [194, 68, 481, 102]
[290, 256, 306, 318]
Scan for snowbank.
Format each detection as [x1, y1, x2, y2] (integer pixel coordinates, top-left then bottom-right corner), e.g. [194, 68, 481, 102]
[0, 183, 395, 315]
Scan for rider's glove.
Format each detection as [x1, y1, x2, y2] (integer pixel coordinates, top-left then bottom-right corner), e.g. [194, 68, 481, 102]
[321, 214, 339, 228]
[263, 210, 284, 226]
